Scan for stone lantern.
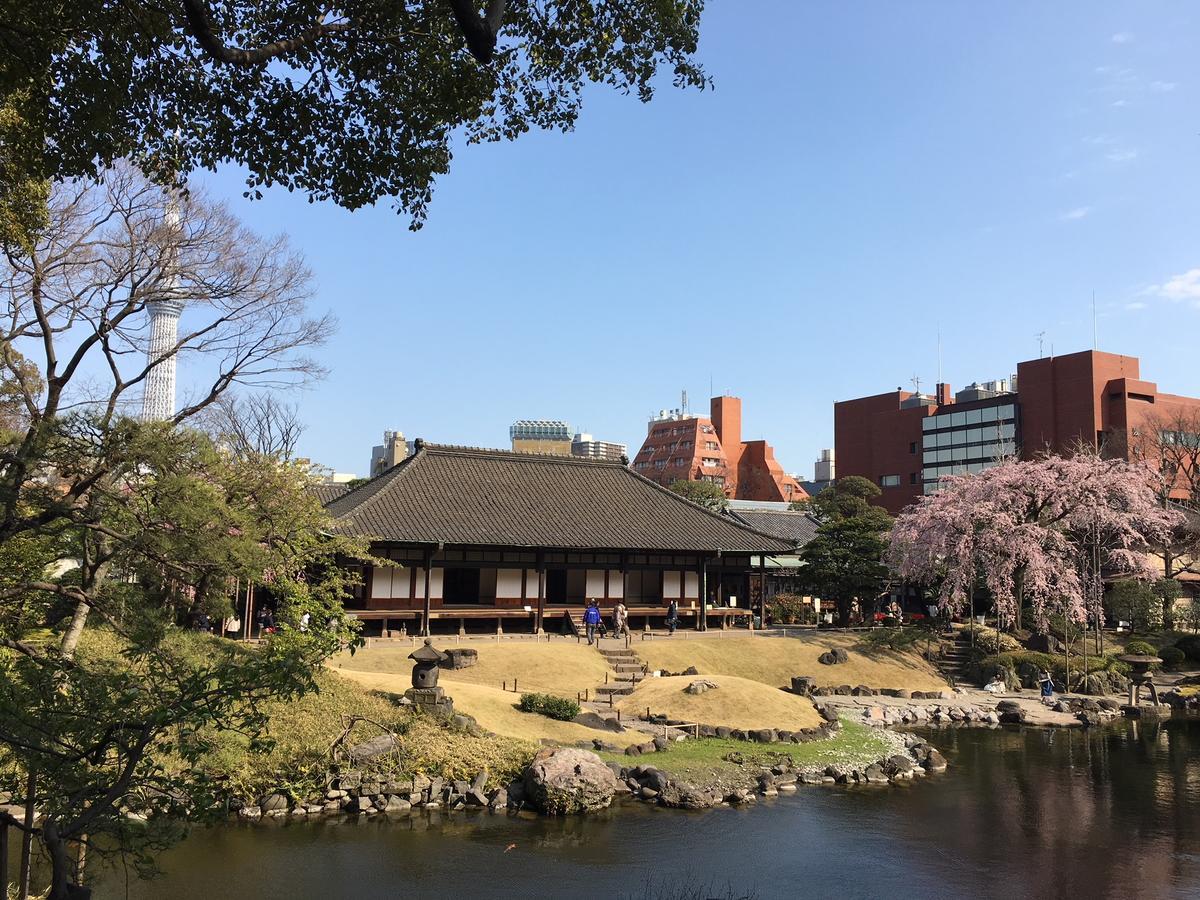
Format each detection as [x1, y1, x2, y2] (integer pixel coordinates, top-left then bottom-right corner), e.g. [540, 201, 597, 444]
[1117, 654, 1164, 717]
[405, 639, 453, 714]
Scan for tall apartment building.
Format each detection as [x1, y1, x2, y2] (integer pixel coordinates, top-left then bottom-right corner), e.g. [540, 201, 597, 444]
[370, 430, 414, 477]
[835, 349, 1200, 514]
[571, 432, 628, 462]
[510, 420, 573, 456]
[631, 395, 807, 503]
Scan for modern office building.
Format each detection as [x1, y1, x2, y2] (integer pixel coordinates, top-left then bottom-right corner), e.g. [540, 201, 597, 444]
[631, 395, 807, 503]
[835, 349, 1200, 514]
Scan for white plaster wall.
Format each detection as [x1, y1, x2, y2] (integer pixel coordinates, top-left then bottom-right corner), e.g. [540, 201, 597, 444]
[607, 571, 624, 599]
[684, 571, 699, 600]
[586, 569, 605, 598]
[663, 571, 682, 599]
[496, 569, 523, 599]
[524, 569, 540, 599]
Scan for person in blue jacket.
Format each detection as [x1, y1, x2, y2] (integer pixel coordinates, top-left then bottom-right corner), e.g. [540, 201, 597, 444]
[584, 600, 602, 645]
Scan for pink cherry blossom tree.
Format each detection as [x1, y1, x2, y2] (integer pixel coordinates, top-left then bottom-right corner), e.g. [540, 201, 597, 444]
[888, 451, 1180, 634]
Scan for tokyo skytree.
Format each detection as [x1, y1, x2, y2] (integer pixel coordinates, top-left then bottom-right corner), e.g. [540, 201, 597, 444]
[141, 199, 185, 421]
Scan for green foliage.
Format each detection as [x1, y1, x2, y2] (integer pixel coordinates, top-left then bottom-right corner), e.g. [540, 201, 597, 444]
[1124, 640, 1158, 657]
[517, 692, 582, 722]
[803, 476, 884, 524]
[766, 593, 814, 625]
[964, 627, 1023, 655]
[2, 1, 708, 226]
[1105, 580, 1160, 632]
[668, 479, 729, 512]
[1181, 601, 1200, 635]
[857, 627, 926, 653]
[1157, 646, 1186, 669]
[1174, 635, 1200, 662]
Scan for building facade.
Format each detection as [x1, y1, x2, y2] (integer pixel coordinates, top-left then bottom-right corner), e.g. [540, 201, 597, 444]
[571, 432, 628, 462]
[835, 349, 1200, 514]
[632, 395, 807, 504]
[510, 420, 573, 456]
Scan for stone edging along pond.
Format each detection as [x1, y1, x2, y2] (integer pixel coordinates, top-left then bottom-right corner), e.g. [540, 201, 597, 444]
[233, 702, 950, 822]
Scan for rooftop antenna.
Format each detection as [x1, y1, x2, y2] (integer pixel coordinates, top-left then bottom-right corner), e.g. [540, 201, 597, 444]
[1036, 331, 1046, 358]
[910, 373, 922, 394]
[1092, 290, 1098, 350]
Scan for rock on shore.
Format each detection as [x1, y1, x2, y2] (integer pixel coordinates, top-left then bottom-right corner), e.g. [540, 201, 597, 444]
[523, 747, 622, 815]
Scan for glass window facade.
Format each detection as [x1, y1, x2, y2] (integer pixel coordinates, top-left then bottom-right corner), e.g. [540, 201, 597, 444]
[920, 399, 1019, 493]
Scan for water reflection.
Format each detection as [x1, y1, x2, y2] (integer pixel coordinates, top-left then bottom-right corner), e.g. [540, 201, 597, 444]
[37, 720, 1200, 899]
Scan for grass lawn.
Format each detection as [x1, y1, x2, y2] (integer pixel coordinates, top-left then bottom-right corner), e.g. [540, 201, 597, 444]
[616, 674, 823, 731]
[635, 633, 948, 691]
[333, 668, 644, 747]
[331, 640, 610, 696]
[601, 721, 902, 784]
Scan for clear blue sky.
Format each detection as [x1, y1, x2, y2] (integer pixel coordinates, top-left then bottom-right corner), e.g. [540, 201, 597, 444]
[192, 1, 1200, 478]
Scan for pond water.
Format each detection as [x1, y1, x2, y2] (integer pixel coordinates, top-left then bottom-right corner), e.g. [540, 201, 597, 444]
[38, 720, 1200, 898]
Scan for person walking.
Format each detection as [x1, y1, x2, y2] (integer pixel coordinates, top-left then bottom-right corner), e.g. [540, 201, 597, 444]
[584, 600, 602, 645]
[1039, 670, 1055, 705]
[613, 601, 629, 637]
[666, 599, 679, 636]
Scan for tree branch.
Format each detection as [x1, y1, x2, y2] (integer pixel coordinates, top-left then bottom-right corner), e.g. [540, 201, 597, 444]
[179, 0, 351, 66]
[446, 0, 507, 63]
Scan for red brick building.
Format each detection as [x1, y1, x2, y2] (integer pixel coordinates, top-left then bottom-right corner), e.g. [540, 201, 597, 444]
[835, 349, 1200, 514]
[632, 395, 807, 504]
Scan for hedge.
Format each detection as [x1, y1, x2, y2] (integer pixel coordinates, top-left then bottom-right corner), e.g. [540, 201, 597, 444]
[517, 693, 581, 721]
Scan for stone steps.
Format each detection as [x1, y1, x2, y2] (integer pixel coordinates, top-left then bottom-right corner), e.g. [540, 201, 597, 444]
[595, 683, 636, 696]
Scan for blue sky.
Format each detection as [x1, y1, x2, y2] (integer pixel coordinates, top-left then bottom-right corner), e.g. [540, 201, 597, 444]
[191, 1, 1200, 478]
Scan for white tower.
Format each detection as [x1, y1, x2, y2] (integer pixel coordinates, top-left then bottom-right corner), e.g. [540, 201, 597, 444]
[141, 198, 184, 421]
[141, 298, 184, 421]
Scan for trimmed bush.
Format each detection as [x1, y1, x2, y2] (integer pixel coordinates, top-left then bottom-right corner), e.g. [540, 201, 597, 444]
[1176, 635, 1200, 662]
[1124, 640, 1158, 657]
[969, 651, 1129, 691]
[965, 627, 1022, 655]
[518, 693, 582, 722]
[1158, 646, 1186, 670]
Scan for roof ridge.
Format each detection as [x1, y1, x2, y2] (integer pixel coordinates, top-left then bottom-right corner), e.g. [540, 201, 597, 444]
[325, 449, 424, 519]
[421, 443, 623, 466]
[623, 466, 796, 546]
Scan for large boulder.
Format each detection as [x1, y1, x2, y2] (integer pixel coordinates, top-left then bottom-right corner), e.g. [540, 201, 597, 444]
[439, 647, 479, 669]
[1027, 633, 1062, 654]
[523, 748, 622, 815]
[657, 782, 714, 810]
[818, 648, 850, 666]
[347, 734, 400, 763]
[790, 676, 816, 696]
[684, 679, 720, 695]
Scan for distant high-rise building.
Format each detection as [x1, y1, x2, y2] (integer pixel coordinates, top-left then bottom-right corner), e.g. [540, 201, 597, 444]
[631, 395, 807, 503]
[370, 430, 413, 476]
[571, 432, 627, 462]
[142, 199, 184, 421]
[510, 420, 573, 456]
[814, 449, 835, 482]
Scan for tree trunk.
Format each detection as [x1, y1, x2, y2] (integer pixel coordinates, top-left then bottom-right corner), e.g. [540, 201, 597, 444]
[18, 770, 35, 900]
[59, 598, 90, 658]
[42, 821, 89, 900]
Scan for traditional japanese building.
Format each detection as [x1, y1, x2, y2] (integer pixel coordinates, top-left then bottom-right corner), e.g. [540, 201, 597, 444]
[325, 442, 795, 636]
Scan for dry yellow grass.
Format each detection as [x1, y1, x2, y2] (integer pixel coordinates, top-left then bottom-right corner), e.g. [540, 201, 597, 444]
[330, 640, 609, 696]
[617, 674, 823, 731]
[332, 669, 644, 747]
[635, 633, 948, 691]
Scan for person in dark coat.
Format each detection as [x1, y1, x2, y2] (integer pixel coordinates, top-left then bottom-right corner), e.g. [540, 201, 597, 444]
[666, 599, 679, 636]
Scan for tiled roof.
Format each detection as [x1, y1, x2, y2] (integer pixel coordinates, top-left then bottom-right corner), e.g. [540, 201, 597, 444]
[726, 508, 820, 546]
[326, 444, 794, 553]
[307, 482, 350, 505]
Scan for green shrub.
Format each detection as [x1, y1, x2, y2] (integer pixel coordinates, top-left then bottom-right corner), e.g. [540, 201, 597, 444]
[1125, 640, 1158, 657]
[969, 651, 1128, 690]
[518, 692, 581, 721]
[1176, 635, 1200, 662]
[965, 627, 1022, 655]
[768, 593, 815, 625]
[858, 627, 925, 652]
[1158, 646, 1186, 669]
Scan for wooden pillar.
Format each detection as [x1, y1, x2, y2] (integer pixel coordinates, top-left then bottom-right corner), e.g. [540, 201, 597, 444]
[536, 551, 546, 634]
[698, 557, 708, 632]
[758, 555, 768, 630]
[1, 815, 8, 900]
[422, 549, 432, 637]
